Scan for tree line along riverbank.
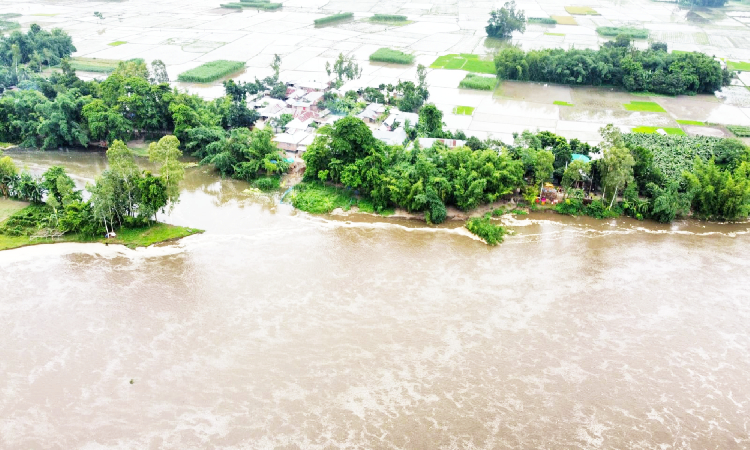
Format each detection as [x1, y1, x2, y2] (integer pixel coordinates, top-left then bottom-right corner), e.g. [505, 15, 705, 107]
[1, 25, 749, 246]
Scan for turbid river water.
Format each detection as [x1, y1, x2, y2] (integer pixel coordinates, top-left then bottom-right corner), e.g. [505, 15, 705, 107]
[2, 151, 750, 449]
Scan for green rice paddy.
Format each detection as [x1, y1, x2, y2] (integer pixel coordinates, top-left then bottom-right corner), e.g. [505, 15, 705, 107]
[676, 119, 707, 126]
[554, 101, 574, 106]
[108, 41, 127, 47]
[177, 60, 245, 83]
[564, 6, 599, 15]
[727, 61, 750, 72]
[623, 101, 666, 113]
[632, 126, 685, 135]
[453, 106, 475, 115]
[430, 54, 495, 74]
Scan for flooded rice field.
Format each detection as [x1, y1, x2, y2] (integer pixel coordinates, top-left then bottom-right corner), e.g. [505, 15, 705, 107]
[3, 0, 750, 143]
[2, 152, 750, 449]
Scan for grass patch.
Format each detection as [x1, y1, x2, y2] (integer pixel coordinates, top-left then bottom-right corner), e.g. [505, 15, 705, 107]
[314, 12, 354, 26]
[0, 199, 28, 223]
[727, 60, 750, 72]
[252, 176, 281, 191]
[370, 14, 408, 23]
[458, 73, 497, 90]
[69, 57, 121, 73]
[108, 41, 127, 47]
[596, 26, 648, 39]
[430, 54, 495, 74]
[453, 106, 475, 115]
[528, 17, 557, 24]
[545, 32, 565, 36]
[676, 119, 707, 126]
[550, 15, 578, 25]
[0, 20, 20, 32]
[564, 6, 599, 15]
[177, 60, 245, 83]
[369, 48, 414, 64]
[554, 100, 574, 106]
[623, 101, 666, 112]
[632, 126, 686, 135]
[466, 215, 506, 246]
[726, 125, 750, 137]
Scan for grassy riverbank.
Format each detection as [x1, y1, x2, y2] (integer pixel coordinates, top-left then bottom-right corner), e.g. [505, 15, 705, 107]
[0, 202, 202, 251]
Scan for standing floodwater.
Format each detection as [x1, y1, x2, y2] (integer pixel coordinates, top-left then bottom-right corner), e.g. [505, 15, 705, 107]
[1, 153, 749, 449]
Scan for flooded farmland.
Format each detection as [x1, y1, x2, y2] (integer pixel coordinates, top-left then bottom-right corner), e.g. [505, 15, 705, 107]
[1, 152, 750, 449]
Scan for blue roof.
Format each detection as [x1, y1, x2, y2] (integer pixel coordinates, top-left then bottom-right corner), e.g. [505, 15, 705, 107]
[571, 154, 591, 163]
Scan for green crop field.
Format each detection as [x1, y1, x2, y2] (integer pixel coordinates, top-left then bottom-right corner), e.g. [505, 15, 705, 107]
[431, 54, 495, 74]
[177, 60, 245, 83]
[314, 12, 354, 26]
[726, 125, 750, 137]
[453, 106, 475, 115]
[564, 6, 599, 15]
[369, 48, 414, 64]
[69, 57, 121, 73]
[632, 126, 685, 135]
[108, 41, 127, 47]
[623, 101, 666, 113]
[458, 74, 497, 90]
[370, 14, 408, 23]
[528, 17, 557, 24]
[727, 61, 750, 72]
[676, 119, 707, 126]
[545, 32, 565, 36]
[554, 101, 574, 106]
[596, 27, 649, 39]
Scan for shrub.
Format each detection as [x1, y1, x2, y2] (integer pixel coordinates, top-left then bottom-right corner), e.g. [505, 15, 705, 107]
[177, 60, 245, 83]
[370, 14, 407, 22]
[369, 48, 414, 64]
[314, 13, 354, 26]
[253, 176, 281, 191]
[466, 214, 507, 246]
[596, 26, 649, 39]
[459, 73, 497, 90]
[290, 182, 355, 214]
[528, 17, 557, 24]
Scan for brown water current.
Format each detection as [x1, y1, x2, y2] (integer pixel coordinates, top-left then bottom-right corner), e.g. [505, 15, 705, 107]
[2, 152, 750, 449]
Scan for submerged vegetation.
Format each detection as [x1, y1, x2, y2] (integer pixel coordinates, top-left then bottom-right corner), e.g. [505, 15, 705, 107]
[458, 74, 497, 90]
[596, 26, 649, 39]
[177, 60, 245, 83]
[369, 48, 414, 65]
[466, 215, 507, 246]
[314, 13, 354, 26]
[430, 54, 495, 74]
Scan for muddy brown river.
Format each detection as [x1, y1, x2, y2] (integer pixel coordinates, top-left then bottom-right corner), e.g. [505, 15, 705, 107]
[2, 151, 750, 449]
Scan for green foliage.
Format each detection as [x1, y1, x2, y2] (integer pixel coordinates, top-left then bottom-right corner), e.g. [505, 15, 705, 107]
[466, 214, 506, 246]
[302, 117, 524, 215]
[458, 73, 496, 90]
[370, 14, 408, 22]
[314, 13, 354, 26]
[201, 126, 289, 180]
[486, 1, 526, 38]
[527, 17, 556, 24]
[148, 135, 184, 207]
[326, 53, 361, 84]
[430, 54, 496, 74]
[597, 27, 649, 39]
[177, 60, 245, 83]
[726, 125, 750, 138]
[684, 158, 750, 220]
[290, 182, 356, 214]
[369, 48, 415, 64]
[621, 133, 743, 182]
[253, 176, 281, 191]
[494, 44, 729, 96]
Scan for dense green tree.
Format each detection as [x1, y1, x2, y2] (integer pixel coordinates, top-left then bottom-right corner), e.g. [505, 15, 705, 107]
[486, 1, 526, 38]
[684, 158, 750, 220]
[599, 126, 635, 208]
[148, 135, 184, 208]
[0, 155, 18, 197]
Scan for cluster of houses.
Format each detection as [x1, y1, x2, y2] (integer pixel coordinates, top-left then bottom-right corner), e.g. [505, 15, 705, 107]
[248, 80, 465, 161]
